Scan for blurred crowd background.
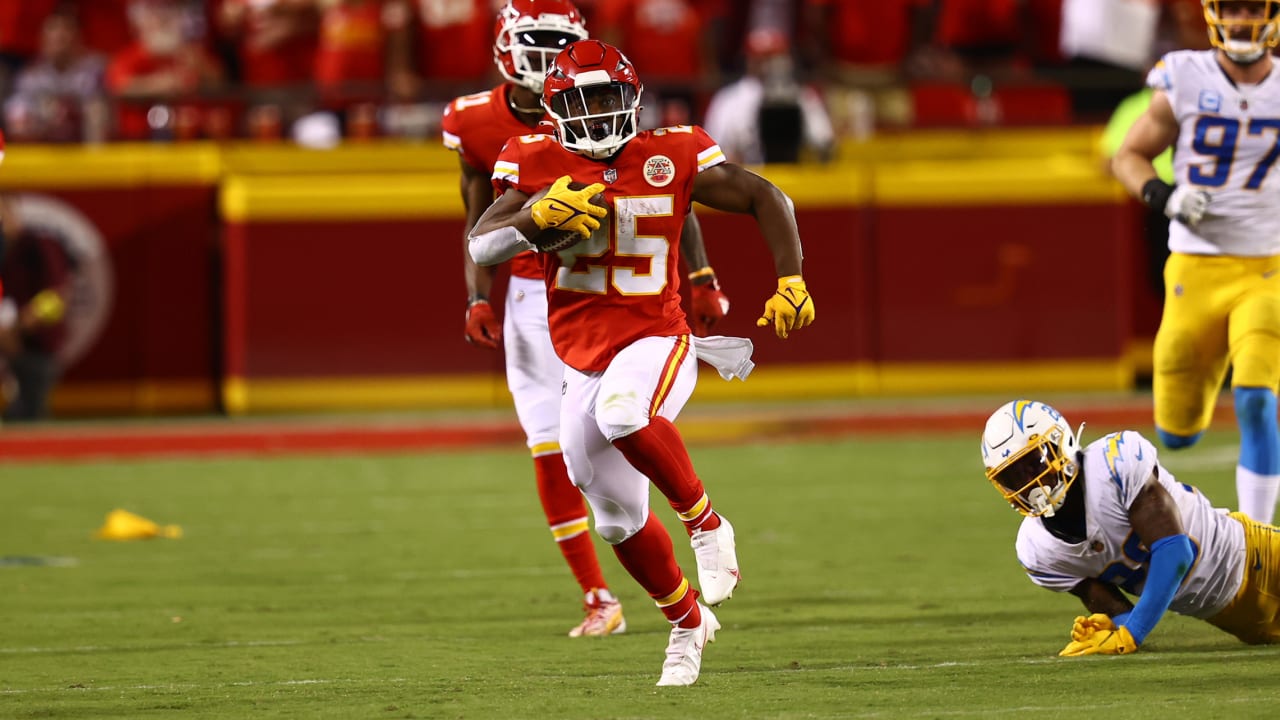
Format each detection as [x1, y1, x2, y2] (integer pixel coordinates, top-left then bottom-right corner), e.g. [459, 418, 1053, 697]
[0, 0, 1212, 155]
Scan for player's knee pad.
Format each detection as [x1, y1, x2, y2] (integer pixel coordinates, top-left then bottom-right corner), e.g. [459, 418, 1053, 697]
[596, 390, 650, 442]
[594, 524, 633, 545]
[1153, 325, 1198, 375]
[1157, 427, 1203, 450]
[582, 492, 645, 545]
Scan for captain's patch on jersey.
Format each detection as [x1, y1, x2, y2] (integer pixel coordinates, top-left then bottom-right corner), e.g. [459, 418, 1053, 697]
[1198, 89, 1222, 113]
[644, 155, 675, 187]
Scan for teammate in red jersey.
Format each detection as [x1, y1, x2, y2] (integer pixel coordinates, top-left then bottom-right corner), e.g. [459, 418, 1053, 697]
[469, 40, 815, 686]
[441, 0, 726, 639]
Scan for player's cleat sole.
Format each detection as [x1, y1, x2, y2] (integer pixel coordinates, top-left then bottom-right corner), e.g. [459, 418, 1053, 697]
[656, 604, 719, 687]
[691, 516, 740, 606]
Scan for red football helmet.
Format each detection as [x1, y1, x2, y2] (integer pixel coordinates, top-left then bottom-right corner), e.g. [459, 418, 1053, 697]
[493, 0, 588, 94]
[541, 40, 643, 160]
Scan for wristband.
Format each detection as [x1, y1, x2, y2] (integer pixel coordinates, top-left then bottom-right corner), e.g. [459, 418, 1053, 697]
[1141, 178, 1173, 214]
[467, 295, 489, 307]
[687, 267, 716, 286]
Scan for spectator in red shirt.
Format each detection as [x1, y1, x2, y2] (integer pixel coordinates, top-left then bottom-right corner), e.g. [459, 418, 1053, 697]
[314, 0, 413, 104]
[595, 0, 722, 126]
[106, 0, 224, 140]
[409, 0, 495, 95]
[800, 0, 936, 80]
[903, 0, 1037, 79]
[75, 0, 135, 56]
[216, 0, 318, 92]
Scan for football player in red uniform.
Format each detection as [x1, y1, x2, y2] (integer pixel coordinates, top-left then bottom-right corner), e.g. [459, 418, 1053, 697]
[469, 40, 815, 685]
[441, 0, 727, 640]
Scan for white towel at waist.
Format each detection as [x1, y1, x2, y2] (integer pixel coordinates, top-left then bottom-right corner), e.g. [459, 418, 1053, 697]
[690, 335, 755, 381]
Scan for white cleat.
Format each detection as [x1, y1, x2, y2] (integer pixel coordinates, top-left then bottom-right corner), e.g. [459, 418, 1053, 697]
[656, 604, 720, 687]
[690, 516, 740, 606]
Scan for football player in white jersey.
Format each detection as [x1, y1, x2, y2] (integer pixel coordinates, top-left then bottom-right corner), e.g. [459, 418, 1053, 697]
[982, 400, 1280, 655]
[1112, 0, 1280, 524]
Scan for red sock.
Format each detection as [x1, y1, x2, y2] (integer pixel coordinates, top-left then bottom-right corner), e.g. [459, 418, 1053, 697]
[612, 511, 701, 628]
[611, 417, 721, 535]
[534, 452, 608, 595]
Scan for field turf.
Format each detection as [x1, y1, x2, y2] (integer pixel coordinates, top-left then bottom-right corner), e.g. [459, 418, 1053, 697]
[3, 422, 1278, 718]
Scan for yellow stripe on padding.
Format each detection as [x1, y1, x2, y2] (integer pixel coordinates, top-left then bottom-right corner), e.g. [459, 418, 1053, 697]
[530, 441, 561, 457]
[550, 518, 589, 541]
[655, 578, 690, 608]
[650, 335, 690, 417]
[676, 493, 709, 522]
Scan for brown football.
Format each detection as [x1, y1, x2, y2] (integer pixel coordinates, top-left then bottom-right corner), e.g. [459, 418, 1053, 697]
[525, 181, 608, 253]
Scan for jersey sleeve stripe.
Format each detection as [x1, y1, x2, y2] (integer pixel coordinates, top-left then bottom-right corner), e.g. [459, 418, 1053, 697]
[697, 146, 726, 171]
[442, 131, 461, 151]
[493, 160, 520, 184]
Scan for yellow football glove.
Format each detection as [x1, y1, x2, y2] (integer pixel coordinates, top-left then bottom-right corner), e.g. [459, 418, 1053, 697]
[1069, 613, 1115, 642]
[1059, 624, 1137, 657]
[530, 175, 608, 240]
[756, 275, 815, 339]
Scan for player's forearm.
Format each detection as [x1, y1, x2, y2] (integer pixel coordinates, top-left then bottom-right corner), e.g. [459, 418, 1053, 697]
[1122, 534, 1194, 644]
[678, 213, 710, 271]
[757, 190, 803, 277]
[1112, 150, 1162, 202]
[462, 238, 495, 299]
[462, 197, 496, 299]
[1070, 577, 1134, 618]
[469, 191, 542, 266]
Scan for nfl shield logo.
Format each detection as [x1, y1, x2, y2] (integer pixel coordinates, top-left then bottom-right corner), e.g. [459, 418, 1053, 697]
[604, 168, 617, 183]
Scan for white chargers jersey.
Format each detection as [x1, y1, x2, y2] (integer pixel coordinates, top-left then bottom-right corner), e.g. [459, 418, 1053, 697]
[1016, 431, 1246, 619]
[1148, 50, 1280, 256]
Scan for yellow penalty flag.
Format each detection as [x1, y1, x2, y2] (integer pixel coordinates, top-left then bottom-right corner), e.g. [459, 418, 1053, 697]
[95, 509, 183, 541]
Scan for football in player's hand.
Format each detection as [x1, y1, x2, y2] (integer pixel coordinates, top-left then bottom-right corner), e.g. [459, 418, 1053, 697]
[525, 181, 607, 253]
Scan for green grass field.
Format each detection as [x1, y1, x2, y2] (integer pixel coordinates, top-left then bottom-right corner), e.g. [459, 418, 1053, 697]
[4, 423, 1279, 719]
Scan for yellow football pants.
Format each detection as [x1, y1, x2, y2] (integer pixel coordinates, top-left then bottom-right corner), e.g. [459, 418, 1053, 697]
[1153, 253, 1280, 437]
[1207, 512, 1280, 644]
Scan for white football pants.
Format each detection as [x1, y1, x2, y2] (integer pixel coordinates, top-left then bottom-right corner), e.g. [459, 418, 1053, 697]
[560, 335, 698, 544]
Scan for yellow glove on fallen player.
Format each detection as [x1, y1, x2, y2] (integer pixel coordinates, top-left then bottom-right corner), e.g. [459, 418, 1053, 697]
[756, 275, 815, 339]
[1068, 613, 1115, 642]
[530, 175, 608, 240]
[1059, 624, 1137, 657]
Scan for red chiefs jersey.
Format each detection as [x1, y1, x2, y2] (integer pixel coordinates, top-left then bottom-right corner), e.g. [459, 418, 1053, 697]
[442, 84, 551, 280]
[492, 125, 726, 371]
